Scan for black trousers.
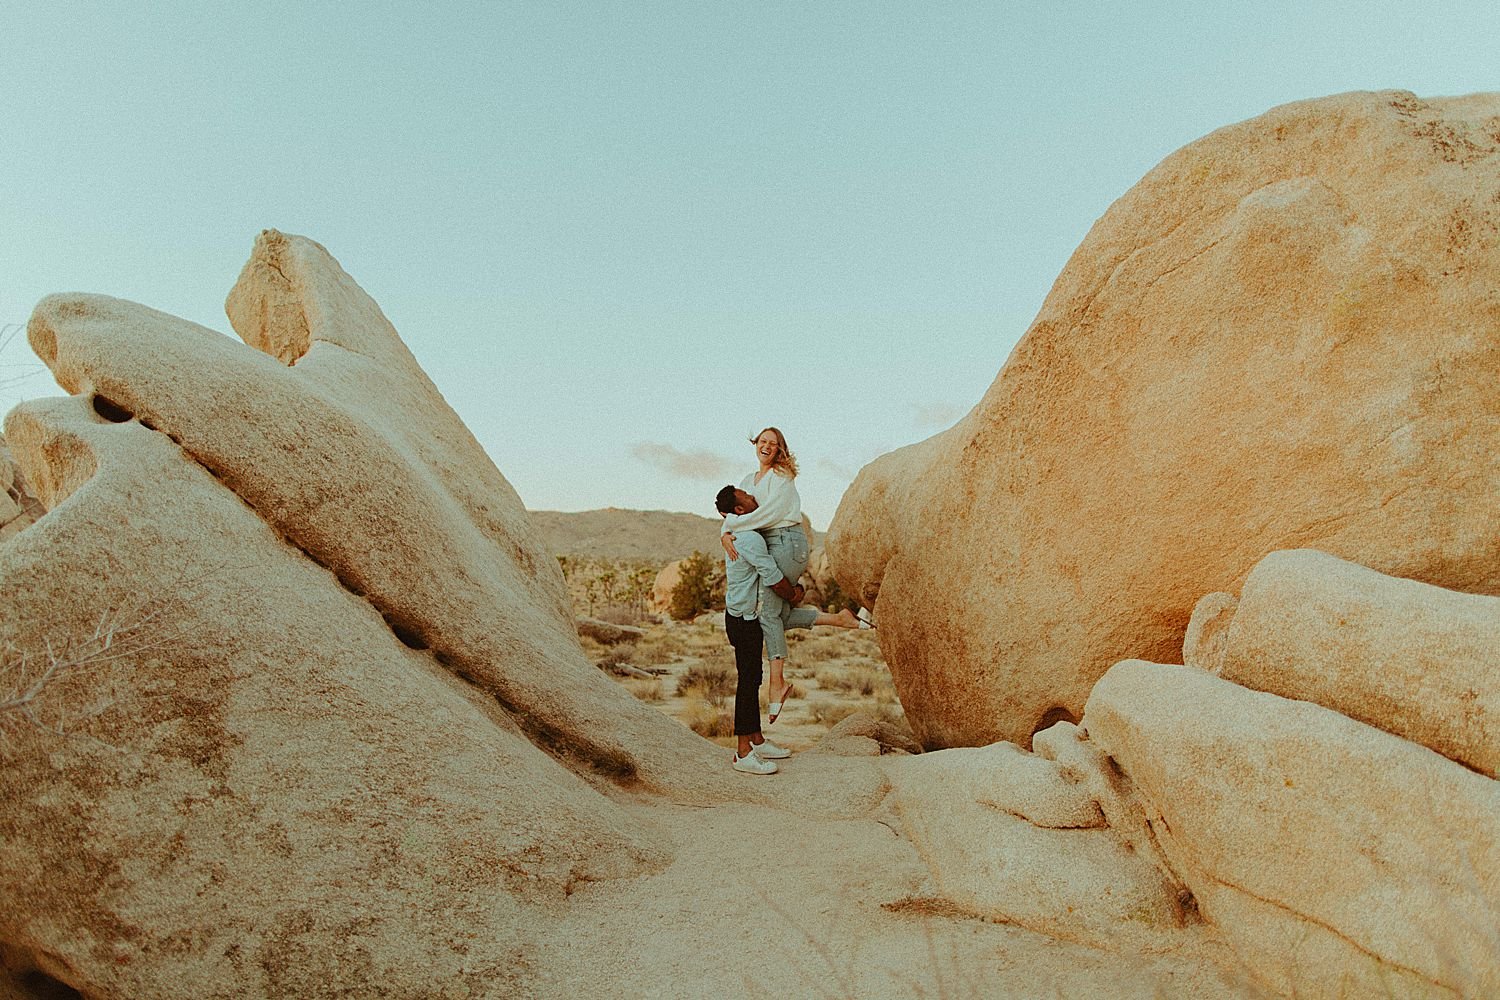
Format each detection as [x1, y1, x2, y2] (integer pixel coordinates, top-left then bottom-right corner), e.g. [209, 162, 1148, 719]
[725, 612, 764, 736]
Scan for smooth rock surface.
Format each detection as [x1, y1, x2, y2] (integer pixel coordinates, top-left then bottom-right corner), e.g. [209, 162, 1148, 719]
[1, 231, 889, 997]
[884, 742, 1187, 949]
[1085, 660, 1500, 999]
[1219, 548, 1500, 778]
[0, 396, 668, 998]
[828, 90, 1500, 748]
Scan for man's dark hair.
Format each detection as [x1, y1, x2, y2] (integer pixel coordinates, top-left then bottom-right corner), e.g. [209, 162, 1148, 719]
[715, 485, 739, 515]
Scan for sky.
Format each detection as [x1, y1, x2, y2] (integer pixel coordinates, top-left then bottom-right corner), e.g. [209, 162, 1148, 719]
[4, 2, 1499, 528]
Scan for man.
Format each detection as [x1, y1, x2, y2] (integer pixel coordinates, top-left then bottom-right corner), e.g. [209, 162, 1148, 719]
[715, 485, 803, 774]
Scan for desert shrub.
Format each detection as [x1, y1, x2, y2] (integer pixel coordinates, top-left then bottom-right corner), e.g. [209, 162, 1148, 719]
[669, 551, 716, 621]
[675, 661, 736, 703]
[626, 678, 663, 702]
[818, 574, 857, 613]
[681, 696, 734, 737]
[808, 701, 859, 727]
[596, 606, 645, 627]
[633, 634, 685, 666]
[816, 665, 886, 698]
[596, 643, 638, 674]
[792, 634, 849, 663]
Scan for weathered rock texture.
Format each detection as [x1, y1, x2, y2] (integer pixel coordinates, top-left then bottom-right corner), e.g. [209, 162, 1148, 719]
[1085, 661, 1500, 998]
[1182, 591, 1237, 673]
[827, 90, 1500, 749]
[1214, 548, 1500, 778]
[884, 741, 1188, 950]
[0, 435, 43, 540]
[0, 397, 667, 996]
[0, 231, 884, 997]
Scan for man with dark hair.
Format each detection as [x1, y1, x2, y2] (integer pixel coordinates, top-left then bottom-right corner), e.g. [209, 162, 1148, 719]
[714, 486, 870, 774]
[716, 486, 802, 773]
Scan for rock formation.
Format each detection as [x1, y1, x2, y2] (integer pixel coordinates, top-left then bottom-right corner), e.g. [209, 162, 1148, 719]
[10, 89, 1500, 998]
[0, 231, 886, 997]
[1085, 660, 1500, 998]
[882, 552, 1500, 998]
[828, 90, 1500, 749]
[0, 435, 42, 541]
[648, 557, 682, 614]
[1193, 548, 1500, 778]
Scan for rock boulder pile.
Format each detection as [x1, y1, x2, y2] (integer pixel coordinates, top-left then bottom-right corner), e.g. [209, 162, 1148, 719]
[0, 231, 885, 997]
[889, 549, 1500, 998]
[828, 89, 1500, 750]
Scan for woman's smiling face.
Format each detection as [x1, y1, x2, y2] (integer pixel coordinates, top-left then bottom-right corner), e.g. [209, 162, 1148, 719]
[755, 430, 779, 465]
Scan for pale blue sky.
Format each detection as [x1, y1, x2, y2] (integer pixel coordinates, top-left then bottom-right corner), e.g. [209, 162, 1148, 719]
[4, 2, 1498, 527]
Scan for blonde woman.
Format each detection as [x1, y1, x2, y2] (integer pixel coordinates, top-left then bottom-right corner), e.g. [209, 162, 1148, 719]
[719, 427, 871, 726]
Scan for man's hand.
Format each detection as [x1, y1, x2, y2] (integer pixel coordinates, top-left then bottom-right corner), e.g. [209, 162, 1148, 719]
[769, 577, 797, 602]
[720, 531, 739, 562]
[790, 585, 806, 605]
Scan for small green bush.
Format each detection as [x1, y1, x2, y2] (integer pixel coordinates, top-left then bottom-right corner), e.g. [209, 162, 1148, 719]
[669, 551, 716, 621]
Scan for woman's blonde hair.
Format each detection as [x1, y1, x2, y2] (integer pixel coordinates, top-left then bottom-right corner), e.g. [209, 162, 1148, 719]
[750, 426, 798, 478]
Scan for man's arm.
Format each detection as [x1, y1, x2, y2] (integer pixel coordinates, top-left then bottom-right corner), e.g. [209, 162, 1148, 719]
[721, 474, 799, 535]
[733, 530, 803, 603]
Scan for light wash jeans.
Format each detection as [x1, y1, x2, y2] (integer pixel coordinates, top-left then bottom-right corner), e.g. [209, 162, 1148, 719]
[758, 525, 811, 661]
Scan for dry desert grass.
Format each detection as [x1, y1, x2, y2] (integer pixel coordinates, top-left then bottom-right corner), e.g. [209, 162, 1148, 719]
[588, 613, 914, 751]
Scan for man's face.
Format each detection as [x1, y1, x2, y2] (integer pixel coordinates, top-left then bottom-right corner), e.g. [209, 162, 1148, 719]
[734, 489, 758, 515]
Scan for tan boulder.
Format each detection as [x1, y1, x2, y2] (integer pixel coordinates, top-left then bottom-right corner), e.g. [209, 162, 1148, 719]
[1214, 548, 1500, 778]
[828, 90, 1500, 749]
[575, 615, 646, 645]
[649, 558, 682, 614]
[0, 435, 42, 541]
[1182, 591, 1237, 673]
[0, 396, 669, 998]
[814, 710, 923, 756]
[884, 739, 1190, 949]
[23, 230, 741, 794]
[1084, 660, 1500, 999]
[1, 231, 887, 997]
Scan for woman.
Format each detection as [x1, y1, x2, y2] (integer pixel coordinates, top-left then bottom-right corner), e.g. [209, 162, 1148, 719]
[721, 427, 871, 725]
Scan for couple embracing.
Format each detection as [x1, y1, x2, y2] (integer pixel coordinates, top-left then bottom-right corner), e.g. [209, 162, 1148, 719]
[714, 427, 873, 775]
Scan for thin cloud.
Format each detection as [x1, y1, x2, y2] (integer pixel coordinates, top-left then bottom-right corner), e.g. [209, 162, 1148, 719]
[912, 402, 967, 429]
[817, 457, 856, 480]
[629, 442, 736, 481]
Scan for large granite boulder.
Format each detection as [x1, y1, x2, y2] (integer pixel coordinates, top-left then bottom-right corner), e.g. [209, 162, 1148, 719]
[1084, 660, 1500, 999]
[0, 231, 884, 997]
[828, 90, 1500, 749]
[0, 396, 668, 997]
[883, 741, 1189, 950]
[1191, 548, 1500, 778]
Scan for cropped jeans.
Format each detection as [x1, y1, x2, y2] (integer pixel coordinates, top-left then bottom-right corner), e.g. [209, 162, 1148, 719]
[758, 525, 811, 661]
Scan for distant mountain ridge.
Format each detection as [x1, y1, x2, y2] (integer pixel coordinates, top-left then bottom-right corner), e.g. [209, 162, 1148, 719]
[528, 507, 725, 563]
[529, 507, 822, 564]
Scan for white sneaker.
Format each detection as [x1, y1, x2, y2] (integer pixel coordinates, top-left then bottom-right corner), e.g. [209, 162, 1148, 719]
[732, 749, 778, 774]
[751, 739, 791, 759]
